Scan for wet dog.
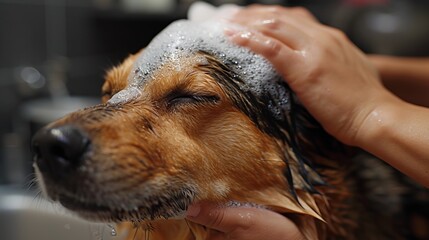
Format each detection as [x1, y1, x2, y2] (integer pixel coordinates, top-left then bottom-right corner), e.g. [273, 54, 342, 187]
[32, 20, 429, 239]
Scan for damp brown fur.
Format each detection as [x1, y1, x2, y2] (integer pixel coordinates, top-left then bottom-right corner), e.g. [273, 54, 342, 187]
[34, 50, 429, 239]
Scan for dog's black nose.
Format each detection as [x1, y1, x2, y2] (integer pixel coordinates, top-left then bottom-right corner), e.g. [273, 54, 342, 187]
[32, 125, 90, 179]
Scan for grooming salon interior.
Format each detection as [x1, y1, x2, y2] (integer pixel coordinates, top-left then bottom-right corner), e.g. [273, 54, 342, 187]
[0, 0, 428, 239]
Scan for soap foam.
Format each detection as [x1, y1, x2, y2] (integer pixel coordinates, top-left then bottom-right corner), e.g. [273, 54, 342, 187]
[108, 19, 290, 119]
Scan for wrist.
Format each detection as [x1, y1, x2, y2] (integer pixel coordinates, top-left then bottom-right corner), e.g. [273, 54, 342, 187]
[352, 93, 405, 151]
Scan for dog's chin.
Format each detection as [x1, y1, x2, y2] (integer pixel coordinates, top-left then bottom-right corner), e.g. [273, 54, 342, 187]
[35, 169, 196, 222]
[57, 194, 138, 222]
[56, 192, 193, 223]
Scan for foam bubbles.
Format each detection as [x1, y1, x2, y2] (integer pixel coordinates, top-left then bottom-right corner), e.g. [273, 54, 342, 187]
[107, 87, 141, 105]
[109, 19, 291, 118]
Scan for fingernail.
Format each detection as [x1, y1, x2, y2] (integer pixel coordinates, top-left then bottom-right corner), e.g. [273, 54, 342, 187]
[186, 203, 201, 217]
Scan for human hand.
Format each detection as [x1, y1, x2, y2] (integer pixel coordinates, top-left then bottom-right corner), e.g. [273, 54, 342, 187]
[225, 5, 401, 147]
[186, 202, 306, 240]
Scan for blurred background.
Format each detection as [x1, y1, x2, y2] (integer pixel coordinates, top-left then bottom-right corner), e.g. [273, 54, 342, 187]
[0, 0, 428, 239]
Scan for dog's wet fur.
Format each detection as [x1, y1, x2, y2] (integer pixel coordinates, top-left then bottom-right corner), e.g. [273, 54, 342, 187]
[32, 51, 429, 239]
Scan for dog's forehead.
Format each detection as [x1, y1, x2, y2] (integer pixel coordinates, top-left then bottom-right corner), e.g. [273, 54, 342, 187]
[108, 20, 291, 118]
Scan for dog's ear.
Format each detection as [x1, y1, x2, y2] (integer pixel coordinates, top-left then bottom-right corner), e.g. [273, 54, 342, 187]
[101, 49, 144, 103]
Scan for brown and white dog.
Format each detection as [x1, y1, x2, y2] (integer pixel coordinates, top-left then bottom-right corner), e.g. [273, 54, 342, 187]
[32, 18, 428, 240]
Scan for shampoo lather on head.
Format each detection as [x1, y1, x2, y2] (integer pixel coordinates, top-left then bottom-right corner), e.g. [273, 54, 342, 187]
[108, 18, 291, 121]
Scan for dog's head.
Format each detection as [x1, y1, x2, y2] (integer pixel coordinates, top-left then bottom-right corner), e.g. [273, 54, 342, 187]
[32, 20, 341, 224]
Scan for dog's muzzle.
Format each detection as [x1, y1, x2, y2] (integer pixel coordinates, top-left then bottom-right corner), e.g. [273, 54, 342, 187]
[32, 125, 90, 181]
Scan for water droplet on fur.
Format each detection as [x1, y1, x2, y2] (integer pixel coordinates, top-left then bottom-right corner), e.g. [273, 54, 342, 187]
[107, 224, 117, 236]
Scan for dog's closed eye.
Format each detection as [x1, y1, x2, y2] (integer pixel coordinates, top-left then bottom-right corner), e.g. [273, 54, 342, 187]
[166, 90, 219, 109]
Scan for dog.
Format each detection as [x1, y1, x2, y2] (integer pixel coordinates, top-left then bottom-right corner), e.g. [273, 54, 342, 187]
[32, 19, 429, 240]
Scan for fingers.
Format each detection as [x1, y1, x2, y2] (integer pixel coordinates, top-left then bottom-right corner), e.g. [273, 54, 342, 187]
[186, 202, 306, 240]
[225, 29, 304, 83]
[222, 5, 321, 86]
[232, 5, 320, 36]
[245, 18, 310, 50]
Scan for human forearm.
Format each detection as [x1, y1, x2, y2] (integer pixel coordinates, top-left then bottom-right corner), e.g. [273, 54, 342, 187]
[355, 95, 429, 188]
[370, 55, 429, 107]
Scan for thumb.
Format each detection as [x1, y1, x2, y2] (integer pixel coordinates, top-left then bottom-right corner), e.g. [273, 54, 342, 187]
[185, 202, 306, 240]
[185, 202, 242, 233]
